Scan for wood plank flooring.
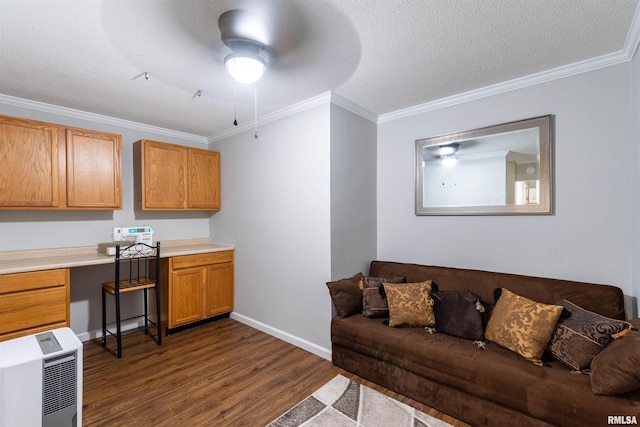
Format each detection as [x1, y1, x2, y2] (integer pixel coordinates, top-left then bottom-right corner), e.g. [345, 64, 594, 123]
[83, 318, 469, 426]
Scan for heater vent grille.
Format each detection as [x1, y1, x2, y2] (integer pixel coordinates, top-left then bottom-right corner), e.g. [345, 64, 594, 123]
[42, 352, 77, 416]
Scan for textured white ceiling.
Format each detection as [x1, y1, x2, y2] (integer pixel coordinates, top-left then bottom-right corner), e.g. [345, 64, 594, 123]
[0, 0, 638, 138]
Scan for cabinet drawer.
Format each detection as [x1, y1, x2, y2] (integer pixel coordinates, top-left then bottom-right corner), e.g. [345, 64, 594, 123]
[0, 322, 68, 342]
[171, 251, 234, 270]
[0, 269, 68, 294]
[0, 286, 67, 335]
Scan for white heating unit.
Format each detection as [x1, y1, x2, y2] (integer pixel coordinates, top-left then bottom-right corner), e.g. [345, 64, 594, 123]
[0, 327, 83, 427]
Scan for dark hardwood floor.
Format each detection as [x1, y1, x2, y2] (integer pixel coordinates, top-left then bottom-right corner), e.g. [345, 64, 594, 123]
[83, 318, 468, 426]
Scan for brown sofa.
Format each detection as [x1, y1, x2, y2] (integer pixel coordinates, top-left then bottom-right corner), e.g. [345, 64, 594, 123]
[330, 261, 640, 427]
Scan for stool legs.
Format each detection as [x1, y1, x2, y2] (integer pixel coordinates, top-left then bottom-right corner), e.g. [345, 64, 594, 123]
[155, 287, 162, 345]
[101, 288, 106, 347]
[115, 290, 122, 358]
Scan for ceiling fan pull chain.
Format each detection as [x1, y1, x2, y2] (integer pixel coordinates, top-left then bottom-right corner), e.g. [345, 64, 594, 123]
[233, 82, 238, 126]
[254, 82, 259, 139]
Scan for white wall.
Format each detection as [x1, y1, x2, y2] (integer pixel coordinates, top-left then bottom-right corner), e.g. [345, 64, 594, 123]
[0, 102, 214, 339]
[330, 104, 377, 280]
[210, 104, 334, 357]
[377, 64, 637, 315]
[632, 45, 640, 316]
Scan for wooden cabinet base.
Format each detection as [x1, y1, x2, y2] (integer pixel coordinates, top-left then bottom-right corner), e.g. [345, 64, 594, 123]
[165, 312, 230, 335]
[157, 251, 234, 335]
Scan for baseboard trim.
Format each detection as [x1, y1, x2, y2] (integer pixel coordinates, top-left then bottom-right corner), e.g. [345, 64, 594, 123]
[75, 319, 144, 342]
[230, 312, 332, 361]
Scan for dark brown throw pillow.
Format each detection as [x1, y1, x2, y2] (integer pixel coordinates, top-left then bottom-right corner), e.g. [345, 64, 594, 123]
[361, 276, 406, 318]
[326, 272, 363, 318]
[548, 299, 632, 371]
[432, 290, 485, 341]
[590, 330, 640, 395]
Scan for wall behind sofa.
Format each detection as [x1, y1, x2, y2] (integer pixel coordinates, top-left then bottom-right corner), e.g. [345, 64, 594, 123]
[377, 63, 638, 316]
[632, 45, 640, 315]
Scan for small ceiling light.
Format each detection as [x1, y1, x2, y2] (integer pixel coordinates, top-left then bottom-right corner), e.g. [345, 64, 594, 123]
[224, 53, 266, 84]
[438, 143, 459, 156]
[441, 155, 458, 167]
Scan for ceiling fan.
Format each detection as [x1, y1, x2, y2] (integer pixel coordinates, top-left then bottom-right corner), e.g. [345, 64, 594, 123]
[218, 9, 272, 84]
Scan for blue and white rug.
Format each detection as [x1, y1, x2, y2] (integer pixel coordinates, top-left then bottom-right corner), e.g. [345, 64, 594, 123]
[267, 374, 453, 427]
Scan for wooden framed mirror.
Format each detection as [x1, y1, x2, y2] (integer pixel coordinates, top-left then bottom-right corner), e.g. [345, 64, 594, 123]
[415, 115, 553, 215]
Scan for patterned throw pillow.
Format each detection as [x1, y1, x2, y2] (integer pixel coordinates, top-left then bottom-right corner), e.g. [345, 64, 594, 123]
[485, 288, 563, 366]
[548, 299, 632, 371]
[383, 281, 435, 327]
[432, 290, 485, 341]
[326, 273, 363, 318]
[361, 276, 406, 318]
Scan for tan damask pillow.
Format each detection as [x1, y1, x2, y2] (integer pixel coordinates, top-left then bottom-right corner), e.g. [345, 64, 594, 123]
[383, 281, 435, 327]
[485, 288, 563, 366]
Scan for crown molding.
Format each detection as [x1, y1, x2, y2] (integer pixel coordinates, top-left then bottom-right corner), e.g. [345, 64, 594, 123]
[208, 92, 332, 143]
[329, 92, 378, 123]
[0, 94, 208, 144]
[379, 4, 640, 124]
[625, 0, 640, 59]
[207, 90, 376, 143]
[379, 49, 631, 124]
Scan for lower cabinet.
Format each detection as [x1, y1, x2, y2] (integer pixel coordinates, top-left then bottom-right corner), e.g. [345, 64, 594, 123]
[0, 268, 70, 342]
[159, 251, 234, 333]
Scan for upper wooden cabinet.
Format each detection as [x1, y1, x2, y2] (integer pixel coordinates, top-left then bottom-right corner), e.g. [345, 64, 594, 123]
[0, 116, 60, 207]
[188, 148, 220, 209]
[66, 128, 122, 209]
[135, 139, 220, 210]
[0, 114, 122, 210]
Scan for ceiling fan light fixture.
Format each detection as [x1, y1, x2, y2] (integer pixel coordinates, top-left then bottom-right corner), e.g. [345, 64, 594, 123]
[438, 143, 459, 156]
[224, 53, 266, 84]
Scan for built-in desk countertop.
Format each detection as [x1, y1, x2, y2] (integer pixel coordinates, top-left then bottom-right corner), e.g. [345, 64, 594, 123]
[0, 239, 235, 275]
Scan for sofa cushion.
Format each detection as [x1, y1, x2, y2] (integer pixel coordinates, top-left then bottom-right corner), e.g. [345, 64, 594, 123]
[326, 272, 363, 318]
[485, 288, 563, 366]
[383, 281, 435, 327]
[361, 276, 406, 318]
[548, 299, 632, 371]
[432, 290, 485, 341]
[590, 329, 640, 395]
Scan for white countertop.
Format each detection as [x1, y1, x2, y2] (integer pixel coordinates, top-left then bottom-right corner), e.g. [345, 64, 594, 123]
[0, 239, 235, 275]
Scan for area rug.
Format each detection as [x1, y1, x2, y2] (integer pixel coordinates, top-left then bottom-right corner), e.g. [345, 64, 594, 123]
[267, 374, 453, 427]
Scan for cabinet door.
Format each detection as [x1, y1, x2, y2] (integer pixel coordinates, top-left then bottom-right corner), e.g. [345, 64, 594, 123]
[66, 128, 122, 208]
[188, 148, 220, 210]
[0, 116, 60, 207]
[142, 140, 187, 209]
[170, 268, 203, 327]
[204, 262, 234, 317]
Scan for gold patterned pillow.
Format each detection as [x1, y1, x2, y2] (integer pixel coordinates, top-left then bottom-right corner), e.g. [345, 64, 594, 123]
[485, 288, 563, 366]
[383, 281, 435, 327]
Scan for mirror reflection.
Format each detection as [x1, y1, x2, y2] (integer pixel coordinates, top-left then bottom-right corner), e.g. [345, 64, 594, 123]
[415, 115, 552, 215]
